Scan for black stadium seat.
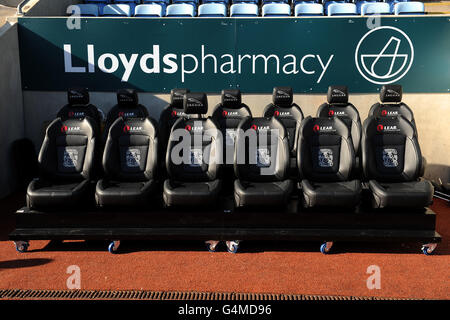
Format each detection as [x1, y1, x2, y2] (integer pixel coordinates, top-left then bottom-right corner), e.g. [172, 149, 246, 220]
[362, 115, 433, 208]
[26, 117, 98, 209]
[368, 84, 417, 135]
[263, 87, 304, 172]
[234, 117, 293, 207]
[158, 88, 201, 170]
[95, 117, 158, 207]
[104, 89, 149, 139]
[211, 89, 252, 167]
[298, 116, 361, 208]
[317, 86, 362, 155]
[163, 93, 223, 207]
[57, 87, 103, 128]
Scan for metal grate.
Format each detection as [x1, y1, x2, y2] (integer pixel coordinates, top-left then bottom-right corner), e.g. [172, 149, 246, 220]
[0, 289, 417, 300]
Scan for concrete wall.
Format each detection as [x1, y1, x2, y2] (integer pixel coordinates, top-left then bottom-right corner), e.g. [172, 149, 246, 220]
[23, 91, 450, 187]
[0, 22, 25, 198]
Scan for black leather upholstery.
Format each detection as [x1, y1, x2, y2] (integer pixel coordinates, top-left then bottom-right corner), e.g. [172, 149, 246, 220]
[368, 85, 417, 135]
[362, 115, 433, 208]
[211, 89, 252, 166]
[297, 116, 361, 208]
[26, 117, 98, 209]
[158, 89, 202, 169]
[57, 88, 103, 127]
[317, 86, 362, 155]
[234, 117, 293, 207]
[95, 117, 158, 207]
[103, 89, 149, 140]
[263, 87, 304, 156]
[163, 93, 223, 206]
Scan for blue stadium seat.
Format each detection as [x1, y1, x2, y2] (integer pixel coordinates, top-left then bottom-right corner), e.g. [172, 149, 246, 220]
[115, 0, 138, 15]
[135, 4, 165, 17]
[262, 3, 291, 16]
[230, 3, 259, 16]
[294, 3, 324, 16]
[327, 3, 357, 15]
[84, 0, 110, 15]
[360, 2, 391, 15]
[394, 1, 425, 14]
[101, 4, 133, 16]
[198, 3, 227, 17]
[68, 4, 99, 17]
[166, 3, 196, 17]
[142, 0, 169, 13]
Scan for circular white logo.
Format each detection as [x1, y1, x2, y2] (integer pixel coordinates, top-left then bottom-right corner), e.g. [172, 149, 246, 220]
[355, 26, 414, 85]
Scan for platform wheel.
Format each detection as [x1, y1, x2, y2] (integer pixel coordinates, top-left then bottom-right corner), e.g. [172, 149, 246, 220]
[320, 241, 333, 254]
[421, 243, 437, 256]
[14, 241, 29, 253]
[205, 240, 220, 252]
[226, 240, 240, 254]
[108, 240, 120, 254]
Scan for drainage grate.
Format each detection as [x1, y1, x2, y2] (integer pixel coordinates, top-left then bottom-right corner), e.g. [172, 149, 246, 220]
[0, 289, 417, 300]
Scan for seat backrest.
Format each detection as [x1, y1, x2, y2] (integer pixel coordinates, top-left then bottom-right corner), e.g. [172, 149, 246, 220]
[362, 115, 422, 182]
[263, 87, 304, 155]
[103, 117, 158, 182]
[135, 4, 164, 17]
[57, 88, 103, 129]
[166, 3, 196, 17]
[327, 2, 357, 16]
[38, 117, 97, 182]
[159, 88, 202, 159]
[294, 3, 324, 16]
[101, 4, 132, 16]
[234, 117, 289, 182]
[230, 3, 259, 16]
[198, 3, 227, 17]
[298, 116, 355, 182]
[317, 85, 362, 154]
[166, 93, 222, 182]
[368, 84, 416, 133]
[104, 89, 149, 138]
[394, 1, 425, 15]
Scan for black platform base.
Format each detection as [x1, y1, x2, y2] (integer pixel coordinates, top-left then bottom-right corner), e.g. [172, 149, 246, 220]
[9, 200, 442, 255]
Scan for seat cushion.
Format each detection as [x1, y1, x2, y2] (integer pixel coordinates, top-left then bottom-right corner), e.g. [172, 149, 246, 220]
[301, 179, 361, 208]
[234, 179, 293, 207]
[368, 179, 433, 208]
[95, 179, 157, 207]
[163, 179, 221, 206]
[26, 178, 91, 209]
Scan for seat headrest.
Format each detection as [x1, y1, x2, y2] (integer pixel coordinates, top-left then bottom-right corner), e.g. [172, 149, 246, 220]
[380, 84, 402, 103]
[272, 87, 293, 107]
[170, 88, 190, 108]
[183, 92, 208, 114]
[221, 89, 242, 108]
[327, 86, 349, 104]
[67, 88, 89, 106]
[117, 89, 138, 106]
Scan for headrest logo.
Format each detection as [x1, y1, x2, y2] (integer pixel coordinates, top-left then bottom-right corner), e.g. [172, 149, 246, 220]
[187, 98, 203, 106]
[61, 125, 80, 133]
[119, 95, 134, 103]
[328, 110, 346, 116]
[68, 111, 85, 118]
[385, 89, 401, 97]
[222, 110, 239, 117]
[355, 26, 414, 85]
[277, 90, 290, 97]
[224, 93, 238, 101]
[331, 89, 346, 97]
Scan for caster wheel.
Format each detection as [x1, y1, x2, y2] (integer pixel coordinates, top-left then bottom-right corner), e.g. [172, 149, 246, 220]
[15, 241, 29, 253]
[422, 243, 437, 256]
[320, 241, 333, 254]
[108, 241, 120, 254]
[226, 241, 240, 254]
[205, 241, 219, 252]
